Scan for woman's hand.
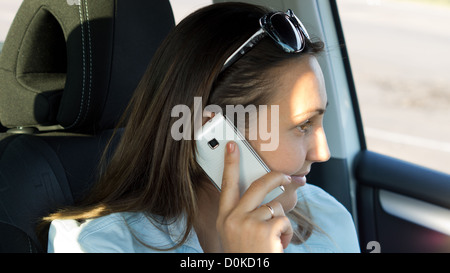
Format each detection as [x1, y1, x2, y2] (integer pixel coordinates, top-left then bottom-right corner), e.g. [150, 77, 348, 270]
[216, 141, 293, 253]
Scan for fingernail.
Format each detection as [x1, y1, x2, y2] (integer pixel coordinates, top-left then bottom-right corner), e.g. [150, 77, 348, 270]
[227, 142, 235, 153]
[286, 175, 292, 182]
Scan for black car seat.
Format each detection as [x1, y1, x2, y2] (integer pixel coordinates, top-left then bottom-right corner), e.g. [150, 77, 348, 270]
[0, 0, 175, 252]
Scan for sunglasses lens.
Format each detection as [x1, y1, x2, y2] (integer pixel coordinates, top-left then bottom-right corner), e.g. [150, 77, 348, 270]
[222, 10, 309, 71]
[270, 13, 303, 52]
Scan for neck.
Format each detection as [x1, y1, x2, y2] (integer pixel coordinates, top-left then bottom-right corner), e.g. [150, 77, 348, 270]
[194, 181, 222, 252]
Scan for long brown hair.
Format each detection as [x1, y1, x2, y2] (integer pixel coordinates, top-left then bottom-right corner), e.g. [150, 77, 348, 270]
[42, 2, 324, 250]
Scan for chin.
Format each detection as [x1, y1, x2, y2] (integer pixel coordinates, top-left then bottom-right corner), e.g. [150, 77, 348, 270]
[275, 189, 299, 213]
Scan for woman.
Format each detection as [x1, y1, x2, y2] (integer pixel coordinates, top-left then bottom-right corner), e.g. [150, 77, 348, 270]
[44, 2, 360, 253]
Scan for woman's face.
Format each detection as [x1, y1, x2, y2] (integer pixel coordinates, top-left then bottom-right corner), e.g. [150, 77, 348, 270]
[249, 55, 330, 212]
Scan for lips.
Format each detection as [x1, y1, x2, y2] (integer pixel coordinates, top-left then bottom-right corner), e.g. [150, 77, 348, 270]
[290, 175, 307, 186]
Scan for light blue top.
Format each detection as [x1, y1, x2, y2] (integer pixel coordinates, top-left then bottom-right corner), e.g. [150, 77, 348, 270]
[48, 184, 360, 253]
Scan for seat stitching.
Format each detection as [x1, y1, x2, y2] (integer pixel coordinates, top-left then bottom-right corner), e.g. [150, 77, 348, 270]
[84, 0, 92, 123]
[67, 3, 86, 129]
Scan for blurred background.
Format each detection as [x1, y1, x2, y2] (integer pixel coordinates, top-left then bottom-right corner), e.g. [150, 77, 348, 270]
[338, 0, 450, 176]
[1, 0, 449, 175]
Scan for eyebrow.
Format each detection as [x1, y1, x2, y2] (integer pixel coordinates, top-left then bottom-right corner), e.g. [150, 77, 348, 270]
[294, 101, 329, 119]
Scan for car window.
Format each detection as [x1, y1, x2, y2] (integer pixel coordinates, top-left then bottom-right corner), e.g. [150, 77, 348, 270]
[170, 0, 212, 24]
[338, 0, 450, 175]
[0, 1, 21, 49]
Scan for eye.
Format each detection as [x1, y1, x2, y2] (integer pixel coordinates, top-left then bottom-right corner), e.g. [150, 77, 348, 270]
[296, 119, 313, 134]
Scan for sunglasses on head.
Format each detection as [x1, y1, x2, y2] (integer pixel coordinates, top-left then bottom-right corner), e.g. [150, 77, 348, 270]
[221, 9, 310, 72]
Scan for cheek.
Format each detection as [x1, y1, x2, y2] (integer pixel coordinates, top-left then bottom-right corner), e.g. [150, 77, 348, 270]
[257, 139, 307, 175]
[253, 138, 307, 212]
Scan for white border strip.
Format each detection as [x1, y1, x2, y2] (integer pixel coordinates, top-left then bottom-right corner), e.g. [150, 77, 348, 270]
[379, 190, 450, 236]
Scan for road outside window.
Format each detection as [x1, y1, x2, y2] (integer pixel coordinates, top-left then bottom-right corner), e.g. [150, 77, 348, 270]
[338, 0, 450, 175]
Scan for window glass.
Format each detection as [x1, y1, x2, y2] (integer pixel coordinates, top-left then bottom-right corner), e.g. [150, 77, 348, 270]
[0, 1, 21, 44]
[338, 0, 450, 175]
[169, 0, 213, 24]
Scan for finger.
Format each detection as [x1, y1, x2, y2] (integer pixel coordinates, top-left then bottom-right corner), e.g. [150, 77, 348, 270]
[237, 171, 291, 212]
[218, 141, 240, 220]
[253, 201, 284, 221]
[270, 216, 294, 250]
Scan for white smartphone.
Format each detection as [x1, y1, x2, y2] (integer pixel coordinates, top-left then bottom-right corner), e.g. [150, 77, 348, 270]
[195, 112, 284, 204]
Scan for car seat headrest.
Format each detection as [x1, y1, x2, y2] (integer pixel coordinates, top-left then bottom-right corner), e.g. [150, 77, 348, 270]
[0, 0, 175, 133]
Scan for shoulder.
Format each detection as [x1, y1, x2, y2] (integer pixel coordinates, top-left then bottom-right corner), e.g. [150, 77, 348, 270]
[297, 183, 334, 201]
[48, 212, 173, 253]
[297, 183, 352, 227]
[294, 183, 360, 252]
[297, 183, 348, 216]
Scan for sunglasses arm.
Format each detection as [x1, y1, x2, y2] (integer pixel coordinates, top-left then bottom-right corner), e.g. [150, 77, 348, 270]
[221, 28, 265, 72]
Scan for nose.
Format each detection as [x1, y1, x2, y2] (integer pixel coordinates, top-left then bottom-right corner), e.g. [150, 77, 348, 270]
[308, 127, 330, 163]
